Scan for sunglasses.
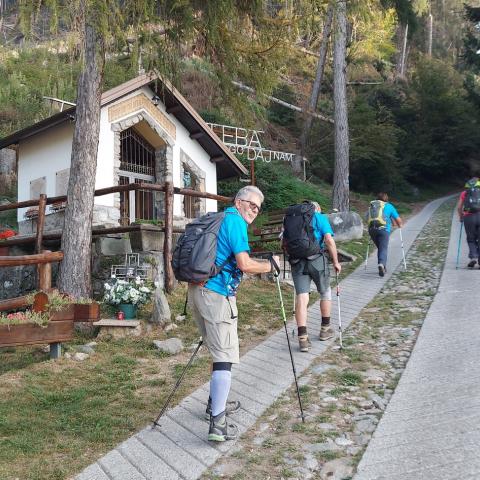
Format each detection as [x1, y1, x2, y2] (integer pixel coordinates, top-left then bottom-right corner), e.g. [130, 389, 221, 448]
[240, 199, 261, 214]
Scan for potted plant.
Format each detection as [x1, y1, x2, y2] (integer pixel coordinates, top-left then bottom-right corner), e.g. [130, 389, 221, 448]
[103, 277, 154, 319]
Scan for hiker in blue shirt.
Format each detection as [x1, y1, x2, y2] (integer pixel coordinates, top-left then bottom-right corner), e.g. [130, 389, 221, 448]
[188, 185, 279, 442]
[285, 201, 341, 353]
[367, 192, 403, 277]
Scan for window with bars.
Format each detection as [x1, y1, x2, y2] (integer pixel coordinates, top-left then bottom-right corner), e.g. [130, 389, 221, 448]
[120, 128, 155, 176]
[183, 167, 199, 219]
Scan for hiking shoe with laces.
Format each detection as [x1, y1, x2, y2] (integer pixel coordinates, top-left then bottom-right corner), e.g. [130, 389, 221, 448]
[208, 411, 239, 442]
[205, 398, 241, 420]
[319, 325, 334, 341]
[378, 264, 385, 277]
[467, 259, 477, 269]
[298, 334, 310, 352]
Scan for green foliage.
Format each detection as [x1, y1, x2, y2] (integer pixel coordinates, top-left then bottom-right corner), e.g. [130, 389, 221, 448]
[349, 91, 402, 192]
[462, 6, 480, 74]
[267, 84, 296, 126]
[397, 59, 480, 183]
[218, 160, 331, 211]
[0, 45, 136, 137]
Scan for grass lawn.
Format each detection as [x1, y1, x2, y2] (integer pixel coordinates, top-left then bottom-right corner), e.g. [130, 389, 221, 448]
[0, 275, 321, 480]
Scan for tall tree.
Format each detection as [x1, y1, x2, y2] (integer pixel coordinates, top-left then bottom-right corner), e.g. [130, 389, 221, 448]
[57, 0, 104, 296]
[298, 3, 334, 172]
[332, 0, 350, 211]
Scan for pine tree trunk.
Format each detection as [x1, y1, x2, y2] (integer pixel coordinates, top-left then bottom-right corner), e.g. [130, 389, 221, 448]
[427, 14, 433, 57]
[298, 3, 334, 166]
[332, 0, 349, 212]
[395, 23, 408, 78]
[57, 10, 105, 298]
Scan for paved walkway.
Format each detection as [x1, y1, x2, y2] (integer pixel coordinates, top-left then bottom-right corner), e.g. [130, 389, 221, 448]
[354, 206, 480, 480]
[76, 198, 447, 480]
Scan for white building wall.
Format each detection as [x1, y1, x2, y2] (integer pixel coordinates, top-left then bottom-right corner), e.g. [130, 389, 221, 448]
[171, 119, 218, 215]
[17, 122, 74, 221]
[96, 108, 115, 208]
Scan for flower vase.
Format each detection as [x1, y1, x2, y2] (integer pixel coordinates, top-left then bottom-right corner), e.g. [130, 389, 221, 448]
[118, 303, 137, 320]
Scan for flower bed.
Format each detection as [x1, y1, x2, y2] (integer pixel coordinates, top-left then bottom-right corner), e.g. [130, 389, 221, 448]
[0, 291, 83, 348]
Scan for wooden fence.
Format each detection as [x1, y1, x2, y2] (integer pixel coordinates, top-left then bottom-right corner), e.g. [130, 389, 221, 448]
[0, 183, 233, 293]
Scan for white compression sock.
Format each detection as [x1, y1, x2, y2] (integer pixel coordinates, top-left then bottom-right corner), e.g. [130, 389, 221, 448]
[210, 370, 232, 417]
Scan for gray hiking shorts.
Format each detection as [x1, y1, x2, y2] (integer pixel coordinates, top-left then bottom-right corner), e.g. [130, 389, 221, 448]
[188, 284, 239, 364]
[291, 255, 332, 300]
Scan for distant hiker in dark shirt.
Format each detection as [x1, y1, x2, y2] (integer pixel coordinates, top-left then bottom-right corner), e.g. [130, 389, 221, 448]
[367, 193, 403, 277]
[457, 177, 480, 268]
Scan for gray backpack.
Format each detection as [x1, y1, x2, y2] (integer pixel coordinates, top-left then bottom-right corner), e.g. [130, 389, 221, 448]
[171, 212, 230, 283]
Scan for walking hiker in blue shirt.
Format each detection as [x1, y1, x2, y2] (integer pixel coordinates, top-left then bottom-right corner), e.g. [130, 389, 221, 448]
[285, 201, 341, 353]
[188, 185, 279, 442]
[367, 192, 403, 277]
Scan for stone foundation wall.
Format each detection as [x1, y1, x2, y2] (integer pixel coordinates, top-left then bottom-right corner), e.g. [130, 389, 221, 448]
[18, 206, 120, 235]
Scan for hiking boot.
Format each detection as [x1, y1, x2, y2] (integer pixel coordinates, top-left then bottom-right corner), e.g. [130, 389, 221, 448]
[298, 334, 310, 352]
[378, 264, 385, 277]
[205, 398, 241, 420]
[319, 325, 334, 341]
[467, 259, 477, 269]
[208, 411, 239, 442]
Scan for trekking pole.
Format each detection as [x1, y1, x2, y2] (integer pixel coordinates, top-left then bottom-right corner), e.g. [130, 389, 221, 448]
[364, 239, 370, 271]
[455, 221, 463, 269]
[335, 272, 343, 350]
[152, 337, 203, 429]
[293, 285, 296, 315]
[399, 228, 407, 271]
[270, 255, 305, 423]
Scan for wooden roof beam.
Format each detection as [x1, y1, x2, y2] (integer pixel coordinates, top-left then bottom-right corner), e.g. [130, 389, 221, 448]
[190, 131, 204, 140]
[166, 104, 182, 114]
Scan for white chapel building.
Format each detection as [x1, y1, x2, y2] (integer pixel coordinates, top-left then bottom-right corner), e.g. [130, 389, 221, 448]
[0, 73, 247, 235]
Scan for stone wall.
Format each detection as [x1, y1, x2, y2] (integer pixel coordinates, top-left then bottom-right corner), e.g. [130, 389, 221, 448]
[0, 246, 58, 300]
[18, 205, 120, 235]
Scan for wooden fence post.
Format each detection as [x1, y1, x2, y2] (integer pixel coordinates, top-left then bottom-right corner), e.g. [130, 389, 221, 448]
[38, 250, 52, 291]
[35, 194, 47, 254]
[164, 181, 174, 293]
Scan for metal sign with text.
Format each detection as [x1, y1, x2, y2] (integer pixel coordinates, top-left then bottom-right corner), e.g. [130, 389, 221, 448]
[206, 123, 295, 163]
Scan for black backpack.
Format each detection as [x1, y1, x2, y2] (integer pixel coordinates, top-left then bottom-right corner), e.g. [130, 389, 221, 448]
[464, 179, 480, 213]
[171, 212, 230, 283]
[282, 202, 322, 260]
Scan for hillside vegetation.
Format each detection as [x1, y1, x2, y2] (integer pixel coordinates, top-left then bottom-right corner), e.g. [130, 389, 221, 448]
[0, 1, 479, 207]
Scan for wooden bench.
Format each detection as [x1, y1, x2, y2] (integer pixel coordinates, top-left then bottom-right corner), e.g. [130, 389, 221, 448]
[251, 209, 285, 244]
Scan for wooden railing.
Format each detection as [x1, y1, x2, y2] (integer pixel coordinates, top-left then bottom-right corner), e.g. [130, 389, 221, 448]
[0, 183, 233, 293]
[0, 250, 64, 312]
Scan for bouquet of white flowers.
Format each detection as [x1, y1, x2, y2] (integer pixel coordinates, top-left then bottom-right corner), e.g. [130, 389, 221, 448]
[103, 277, 153, 306]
